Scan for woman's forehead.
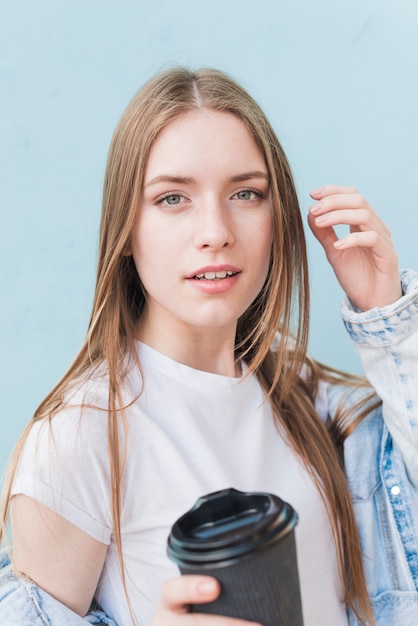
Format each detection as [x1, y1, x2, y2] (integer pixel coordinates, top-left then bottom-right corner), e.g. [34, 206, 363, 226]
[144, 110, 267, 182]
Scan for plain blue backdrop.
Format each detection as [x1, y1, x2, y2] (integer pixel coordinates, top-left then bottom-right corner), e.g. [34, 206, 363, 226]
[1, 0, 417, 471]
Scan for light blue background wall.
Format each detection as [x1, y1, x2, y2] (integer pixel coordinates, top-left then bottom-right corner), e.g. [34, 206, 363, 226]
[1, 0, 417, 471]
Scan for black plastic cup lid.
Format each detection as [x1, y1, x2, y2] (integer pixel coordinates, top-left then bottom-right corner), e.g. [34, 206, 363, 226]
[167, 488, 298, 567]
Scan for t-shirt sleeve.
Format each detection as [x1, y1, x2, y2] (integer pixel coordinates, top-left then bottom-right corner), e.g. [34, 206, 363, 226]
[11, 394, 113, 545]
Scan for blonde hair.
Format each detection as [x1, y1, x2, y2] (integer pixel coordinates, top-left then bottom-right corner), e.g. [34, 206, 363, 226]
[1, 67, 376, 624]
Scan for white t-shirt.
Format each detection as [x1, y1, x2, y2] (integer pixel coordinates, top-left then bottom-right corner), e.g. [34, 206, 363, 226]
[12, 342, 348, 626]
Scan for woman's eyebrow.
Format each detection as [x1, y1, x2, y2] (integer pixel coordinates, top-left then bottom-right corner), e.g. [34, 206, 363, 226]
[145, 171, 269, 188]
[145, 175, 195, 187]
[229, 171, 269, 183]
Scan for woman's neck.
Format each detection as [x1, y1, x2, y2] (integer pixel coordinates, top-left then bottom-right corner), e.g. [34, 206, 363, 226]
[137, 315, 240, 377]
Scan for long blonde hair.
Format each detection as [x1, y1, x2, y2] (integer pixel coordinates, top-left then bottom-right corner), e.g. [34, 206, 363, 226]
[1, 67, 376, 624]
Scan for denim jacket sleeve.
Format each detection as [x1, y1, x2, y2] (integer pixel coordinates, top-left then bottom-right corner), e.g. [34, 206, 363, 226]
[0, 548, 118, 626]
[336, 270, 418, 625]
[341, 268, 418, 488]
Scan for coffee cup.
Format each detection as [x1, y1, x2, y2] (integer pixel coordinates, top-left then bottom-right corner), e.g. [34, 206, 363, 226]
[167, 487, 304, 625]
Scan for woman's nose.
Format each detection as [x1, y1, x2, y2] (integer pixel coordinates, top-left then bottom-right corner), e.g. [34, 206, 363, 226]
[193, 201, 235, 250]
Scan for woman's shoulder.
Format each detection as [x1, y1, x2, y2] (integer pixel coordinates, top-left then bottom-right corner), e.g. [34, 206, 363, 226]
[12, 370, 117, 542]
[28, 353, 144, 450]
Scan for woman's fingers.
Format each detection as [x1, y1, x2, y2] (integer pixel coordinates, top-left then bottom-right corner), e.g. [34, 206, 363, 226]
[307, 211, 338, 251]
[157, 576, 262, 626]
[160, 576, 220, 611]
[307, 184, 401, 310]
[310, 184, 358, 199]
[310, 191, 373, 217]
[332, 230, 392, 255]
[309, 190, 392, 242]
[307, 189, 396, 261]
[311, 209, 392, 245]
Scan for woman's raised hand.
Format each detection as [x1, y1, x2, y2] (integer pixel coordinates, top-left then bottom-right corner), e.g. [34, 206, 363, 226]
[150, 576, 262, 626]
[308, 185, 402, 311]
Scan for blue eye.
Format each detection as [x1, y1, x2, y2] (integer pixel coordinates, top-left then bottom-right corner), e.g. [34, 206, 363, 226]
[156, 193, 184, 206]
[237, 190, 252, 200]
[235, 189, 262, 201]
[164, 194, 181, 205]
[155, 192, 190, 209]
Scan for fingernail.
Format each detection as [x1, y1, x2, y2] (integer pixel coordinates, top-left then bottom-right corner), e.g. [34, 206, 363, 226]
[309, 202, 322, 214]
[197, 580, 217, 595]
[333, 238, 346, 248]
[315, 213, 329, 223]
[310, 187, 324, 197]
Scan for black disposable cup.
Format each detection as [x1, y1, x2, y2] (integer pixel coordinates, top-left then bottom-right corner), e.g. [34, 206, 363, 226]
[167, 487, 304, 625]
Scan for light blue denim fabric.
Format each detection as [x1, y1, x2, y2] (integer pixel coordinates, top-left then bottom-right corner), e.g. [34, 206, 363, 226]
[0, 549, 117, 625]
[340, 269, 418, 625]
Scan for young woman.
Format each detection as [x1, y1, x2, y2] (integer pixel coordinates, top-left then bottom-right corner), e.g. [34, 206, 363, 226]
[1, 67, 417, 626]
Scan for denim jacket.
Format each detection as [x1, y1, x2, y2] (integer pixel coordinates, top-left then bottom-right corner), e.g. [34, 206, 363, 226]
[1, 269, 418, 626]
[341, 269, 418, 624]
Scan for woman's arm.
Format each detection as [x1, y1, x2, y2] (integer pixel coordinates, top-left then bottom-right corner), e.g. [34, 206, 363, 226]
[10, 496, 259, 625]
[308, 186, 418, 484]
[341, 269, 418, 486]
[10, 494, 108, 617]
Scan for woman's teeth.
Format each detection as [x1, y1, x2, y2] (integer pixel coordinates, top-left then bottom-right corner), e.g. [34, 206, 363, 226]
[194, 271, 237, 280]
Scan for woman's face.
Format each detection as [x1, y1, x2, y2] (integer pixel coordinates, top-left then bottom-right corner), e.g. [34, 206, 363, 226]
[131, 109, 273, 343]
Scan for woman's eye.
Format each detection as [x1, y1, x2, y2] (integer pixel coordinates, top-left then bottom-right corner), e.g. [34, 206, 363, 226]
[235, 189, 261, 201]
[158, 194, 182, 206]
